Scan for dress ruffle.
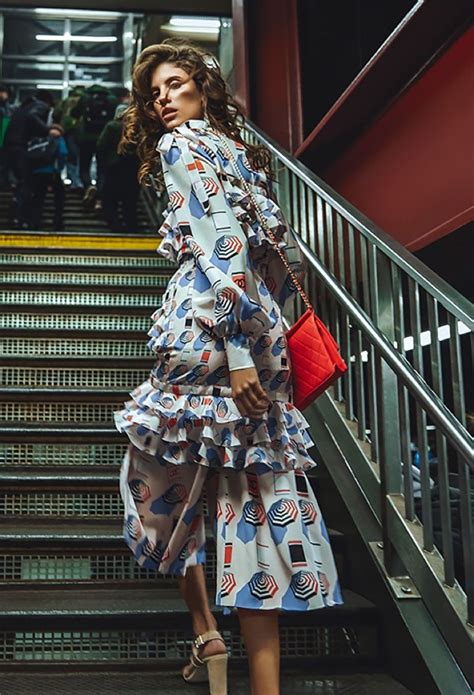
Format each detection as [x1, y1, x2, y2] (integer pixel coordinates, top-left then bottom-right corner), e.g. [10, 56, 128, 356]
[114, 379, 316, 473]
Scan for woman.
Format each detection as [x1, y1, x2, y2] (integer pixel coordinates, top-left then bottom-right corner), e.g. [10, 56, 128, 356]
[115, 40, 343, 695]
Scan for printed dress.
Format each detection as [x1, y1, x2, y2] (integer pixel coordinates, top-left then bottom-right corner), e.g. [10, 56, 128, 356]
[115, 119, 343, 612]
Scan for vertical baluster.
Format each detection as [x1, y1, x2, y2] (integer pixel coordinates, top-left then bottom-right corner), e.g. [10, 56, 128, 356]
[337, 215, 352, 415]
[348, 225, 365, 440]
[393, 265, 415, 520]
[316, 195, 328, 327]
[457, 457, 474, 624]
[409, 279, 434, 550]
[331, 213, 344, 402]
[325, 202, 336, 330]
[427, 296, 455, 585]
[366, 243, 379, 462]
[306, 191, 318, 313]
[448, 314, 466, 426]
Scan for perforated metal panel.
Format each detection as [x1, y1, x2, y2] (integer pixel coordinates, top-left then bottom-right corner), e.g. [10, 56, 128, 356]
[0, 443, 126, 467]
[0, 492, 121, 517]
[0, 551, 216, 582]
[1, 338, 149, 357]
[1, 272, 169, 287]
[1, 367, 149, 389]
[0, 291, 161, 306]
[0, 625, 354, 662]
[0, 402, 122, 424]
[0, 313, 151, 332]
[0, 253, 173, 269]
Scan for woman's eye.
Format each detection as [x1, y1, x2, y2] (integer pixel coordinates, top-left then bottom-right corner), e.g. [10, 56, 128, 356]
[170, 81, 181, 89]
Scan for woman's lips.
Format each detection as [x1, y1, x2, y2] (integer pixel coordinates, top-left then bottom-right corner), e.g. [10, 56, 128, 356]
[162, 109, 177, 122]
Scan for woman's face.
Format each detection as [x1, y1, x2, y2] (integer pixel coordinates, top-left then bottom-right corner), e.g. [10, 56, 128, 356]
[150, 62, 204, 129]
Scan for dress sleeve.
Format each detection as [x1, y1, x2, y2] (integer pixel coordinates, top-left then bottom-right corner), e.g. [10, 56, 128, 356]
[160, 130, 277, 372]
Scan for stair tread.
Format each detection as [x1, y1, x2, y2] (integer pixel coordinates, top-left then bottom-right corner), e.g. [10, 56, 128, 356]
[0, 518, 344, 542]
[0, 671, 414, 694]
[0, 587, 374, 616]
[0, 470, 119, 483]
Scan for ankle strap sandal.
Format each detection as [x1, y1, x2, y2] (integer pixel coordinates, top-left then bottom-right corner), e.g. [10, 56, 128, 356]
[182, 630, 228, 695]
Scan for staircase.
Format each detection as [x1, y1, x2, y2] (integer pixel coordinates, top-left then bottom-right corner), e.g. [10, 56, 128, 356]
[0, 185, 415, 693]
[0, 185, 151, 234]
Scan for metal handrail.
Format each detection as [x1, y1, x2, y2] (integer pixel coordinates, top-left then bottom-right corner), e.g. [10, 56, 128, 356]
[245, 121, 473, 330]
[295, 234, 473, 467]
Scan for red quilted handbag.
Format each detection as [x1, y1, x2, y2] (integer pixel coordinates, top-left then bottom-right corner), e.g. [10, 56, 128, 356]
[215, 132, 348, 410]
[286, 307, 348, 410]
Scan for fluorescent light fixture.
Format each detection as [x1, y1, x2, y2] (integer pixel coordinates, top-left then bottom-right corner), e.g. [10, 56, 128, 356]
[163, 16, 220, 36]
[33, 8, 125, 19]
[169, 17, 220, 29]
[36, 34, 118, 42]
[162, 25, 219, 35]
[36, 84, 63, 90]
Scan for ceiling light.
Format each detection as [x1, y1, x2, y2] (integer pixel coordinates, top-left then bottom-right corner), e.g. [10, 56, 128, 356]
[169, 17, 220, 29]
[36, 34, 118, 42]
[161, 25, 219, 36]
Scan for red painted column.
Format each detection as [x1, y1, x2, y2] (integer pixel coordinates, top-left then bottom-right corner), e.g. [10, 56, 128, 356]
[323, 27, 474, 251]
[233, 0, 303, 152]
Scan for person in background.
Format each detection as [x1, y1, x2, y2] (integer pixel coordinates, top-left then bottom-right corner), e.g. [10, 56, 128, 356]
[115, 86, 131, 106]
[0, 83, 16, 189]
[4, 89, 57, 228]
[97, 103, 140, 232]
[71, 84, 118, 207]
[53, 86, 84, 191]
[27, 124, 67, 231]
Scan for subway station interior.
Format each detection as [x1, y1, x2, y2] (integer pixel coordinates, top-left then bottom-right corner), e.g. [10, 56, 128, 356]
[0, 1, 472, 694]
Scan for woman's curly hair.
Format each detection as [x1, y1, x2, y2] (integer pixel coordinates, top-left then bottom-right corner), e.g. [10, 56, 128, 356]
[119, 39, 272, 188]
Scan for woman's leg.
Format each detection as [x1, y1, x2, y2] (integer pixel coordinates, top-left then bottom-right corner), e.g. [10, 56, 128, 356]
[238, 608, 280, 695]
[177, 565, 227, 659]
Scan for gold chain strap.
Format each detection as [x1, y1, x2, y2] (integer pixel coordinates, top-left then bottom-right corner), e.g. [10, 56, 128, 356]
[213, 132, 313, 312]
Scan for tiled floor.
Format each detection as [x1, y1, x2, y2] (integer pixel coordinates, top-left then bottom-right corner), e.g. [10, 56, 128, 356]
[0, 670, 414, 694]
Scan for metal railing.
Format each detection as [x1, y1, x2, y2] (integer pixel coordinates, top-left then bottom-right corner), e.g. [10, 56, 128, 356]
[242, 122, 473, 673]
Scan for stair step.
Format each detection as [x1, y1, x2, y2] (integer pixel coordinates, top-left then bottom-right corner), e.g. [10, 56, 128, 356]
[0, 271, 172, 287]
[0, 470, 119, 488]
[0, 441, 127, 467]
[1, 280, 167, 294]
[0, 336, 151, 358]
[0, 231, 159, 252]
[0, 426, 121, 443]
[0, 250, 174, 269]
[1, 303, 155, 317]
[0, 310, 152, 334]
[0, 388, 130, 402]
[0, 288, 163, 307]
[0, 670, 414, 695]
[1, 365, 150, 389]
[0, 583, 375, 627]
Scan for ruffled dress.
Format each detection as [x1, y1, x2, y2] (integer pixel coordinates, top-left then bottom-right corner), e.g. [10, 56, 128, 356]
[115, 119, 343, 612]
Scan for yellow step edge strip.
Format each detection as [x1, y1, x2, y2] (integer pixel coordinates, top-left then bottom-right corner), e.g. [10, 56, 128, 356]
[0, 233, 159, 251]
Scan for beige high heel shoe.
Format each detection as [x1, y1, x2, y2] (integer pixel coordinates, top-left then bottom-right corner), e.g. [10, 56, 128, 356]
[182, 629, 228, 695]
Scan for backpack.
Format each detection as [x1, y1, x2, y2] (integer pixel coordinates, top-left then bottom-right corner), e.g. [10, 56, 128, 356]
[25, 135, 59, 169]
[60, 92, 82, 132]
[83, 91, 115, 134]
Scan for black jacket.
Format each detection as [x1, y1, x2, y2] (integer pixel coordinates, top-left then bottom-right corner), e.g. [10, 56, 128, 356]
[4, 97, 51, 150]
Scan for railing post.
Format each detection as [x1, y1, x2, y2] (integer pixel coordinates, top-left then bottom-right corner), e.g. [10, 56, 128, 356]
[372, 251, 405, 577]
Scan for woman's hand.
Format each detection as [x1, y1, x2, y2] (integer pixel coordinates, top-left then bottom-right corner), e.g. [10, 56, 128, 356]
[230, 367, 271, 418]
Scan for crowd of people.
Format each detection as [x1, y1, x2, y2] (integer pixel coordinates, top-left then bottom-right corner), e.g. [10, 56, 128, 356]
[0, 83, 140, 232]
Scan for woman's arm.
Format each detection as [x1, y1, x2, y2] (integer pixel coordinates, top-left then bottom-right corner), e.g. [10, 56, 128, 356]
[160, 130, 277, 370]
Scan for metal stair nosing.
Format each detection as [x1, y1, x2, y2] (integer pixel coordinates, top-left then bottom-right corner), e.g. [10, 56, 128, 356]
[0, 305, 157, 318]
[0, 388, 131, 403]
[0, 586, 377, 631]
[0, 281, 167, 295]
[0, 426, 122, 443]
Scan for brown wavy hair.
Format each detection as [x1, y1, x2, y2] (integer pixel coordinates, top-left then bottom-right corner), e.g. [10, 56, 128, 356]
[119, 39, 272, 188]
